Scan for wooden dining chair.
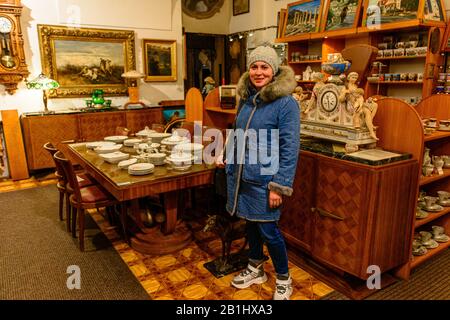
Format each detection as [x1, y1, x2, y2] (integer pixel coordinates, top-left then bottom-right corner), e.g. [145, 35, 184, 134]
[43, 142, 95, 230]
[53, 151, 119, 251]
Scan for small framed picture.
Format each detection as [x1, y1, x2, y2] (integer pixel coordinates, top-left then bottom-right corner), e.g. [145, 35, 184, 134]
[426, 63, 436, 79]
[233, 0, 249, 16]
[142, 39, 177, 82]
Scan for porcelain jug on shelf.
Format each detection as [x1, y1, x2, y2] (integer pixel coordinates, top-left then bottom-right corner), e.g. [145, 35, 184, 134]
[423, 148, 431, 166]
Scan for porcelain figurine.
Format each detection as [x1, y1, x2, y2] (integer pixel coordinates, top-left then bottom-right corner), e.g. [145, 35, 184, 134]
[303, 72, 325, 115]
[292, 86, 308, 112]
[339, 72, 378, 140]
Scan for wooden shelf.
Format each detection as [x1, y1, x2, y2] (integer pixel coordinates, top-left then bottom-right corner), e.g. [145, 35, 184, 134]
[289, 60, 322, 64]
[424, 130, 450, 142]
[205, 106, 237, 115]
[415, 207, 450, 228]
[369, 81, 423, 85]
[376, 55, 426, 61]
[419, 168, 450, 186]
[411, 240, 450, 269]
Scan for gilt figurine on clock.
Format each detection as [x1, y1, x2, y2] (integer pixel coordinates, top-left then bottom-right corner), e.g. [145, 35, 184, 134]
[301, 57, 378, 146]
[0, 0, 29, 94]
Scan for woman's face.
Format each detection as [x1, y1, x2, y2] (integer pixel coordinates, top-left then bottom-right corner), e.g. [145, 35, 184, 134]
[249, 62, 274, 90]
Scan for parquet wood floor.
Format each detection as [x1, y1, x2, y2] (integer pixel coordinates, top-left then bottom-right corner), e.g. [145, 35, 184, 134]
[0, 176, 334, 300]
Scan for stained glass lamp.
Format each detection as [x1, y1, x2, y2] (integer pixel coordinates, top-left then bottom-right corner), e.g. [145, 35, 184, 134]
[121, 70, 146, 109]
[25, 73, 60, 114]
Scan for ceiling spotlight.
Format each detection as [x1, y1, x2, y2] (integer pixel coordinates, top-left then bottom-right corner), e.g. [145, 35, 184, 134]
[239, 34, 243, 39]
[249, 32, 254, 37]
[229, 36, 233, 42]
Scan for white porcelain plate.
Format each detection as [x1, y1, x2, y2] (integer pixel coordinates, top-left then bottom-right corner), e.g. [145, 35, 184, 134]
[94, 144, 123, 154]
[128, 163, 155, 172]
[104, 135, 128, 143]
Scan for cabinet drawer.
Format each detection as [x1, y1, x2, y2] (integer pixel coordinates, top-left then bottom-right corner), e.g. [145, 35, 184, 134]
[312, 160, 371, 277]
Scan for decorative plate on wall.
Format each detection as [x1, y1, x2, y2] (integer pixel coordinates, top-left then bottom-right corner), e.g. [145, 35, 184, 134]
[182, 0, 225, 19]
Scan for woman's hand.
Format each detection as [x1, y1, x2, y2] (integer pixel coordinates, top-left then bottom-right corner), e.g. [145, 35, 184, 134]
[215, 153, 226, 168]
[269, 191, 282, 209]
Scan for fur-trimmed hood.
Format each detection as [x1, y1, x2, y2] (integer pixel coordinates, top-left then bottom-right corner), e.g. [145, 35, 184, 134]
[236, 66, 297, 103]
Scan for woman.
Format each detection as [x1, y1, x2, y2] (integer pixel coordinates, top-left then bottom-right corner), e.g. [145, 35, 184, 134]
[217, 46, 300, 300]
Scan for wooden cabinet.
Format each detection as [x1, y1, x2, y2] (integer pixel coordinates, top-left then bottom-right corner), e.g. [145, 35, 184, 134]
[281, 151, 417, 280]
[21, 108, 162, 170]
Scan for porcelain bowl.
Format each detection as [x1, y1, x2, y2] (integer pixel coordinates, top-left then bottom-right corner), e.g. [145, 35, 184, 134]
[166, 153, 194, 167]
[94, 144, 123, 154]
[321, 62, 351, 75]
[99, 151, 129, 164]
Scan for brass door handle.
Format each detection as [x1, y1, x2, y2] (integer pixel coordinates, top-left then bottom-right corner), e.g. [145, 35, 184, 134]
[311, 207, 344, 220]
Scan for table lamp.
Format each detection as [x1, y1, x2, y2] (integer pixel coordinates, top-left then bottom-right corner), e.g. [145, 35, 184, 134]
[25, 73, 60, 114]
[121, 70, 146, 109]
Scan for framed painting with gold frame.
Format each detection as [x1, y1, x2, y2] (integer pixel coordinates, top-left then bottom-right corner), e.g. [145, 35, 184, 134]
[283, 0, 324, 38]
[37, 24, 135, 98]
[143, 39, 177, 82]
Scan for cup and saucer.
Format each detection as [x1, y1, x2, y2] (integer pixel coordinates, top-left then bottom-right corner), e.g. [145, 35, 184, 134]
[438, 199, 450, 206]
[415, 207, 429, 219]
[423, 203, 444, 212]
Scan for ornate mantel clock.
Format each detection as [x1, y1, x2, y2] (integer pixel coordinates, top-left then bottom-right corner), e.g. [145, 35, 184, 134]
[0, 0, 28, 94]
[301, 61, 377, 146]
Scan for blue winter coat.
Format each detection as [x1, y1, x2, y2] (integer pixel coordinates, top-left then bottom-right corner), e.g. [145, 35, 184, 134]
[225, 66, 300, 221]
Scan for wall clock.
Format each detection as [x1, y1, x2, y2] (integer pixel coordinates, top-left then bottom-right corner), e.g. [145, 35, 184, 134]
[182, 0, 225, 19]
[0, 0, 28, 94]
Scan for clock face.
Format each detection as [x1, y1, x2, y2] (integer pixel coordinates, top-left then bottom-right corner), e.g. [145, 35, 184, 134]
[0, 17, 12, 33]
[321, 91, 338, 112]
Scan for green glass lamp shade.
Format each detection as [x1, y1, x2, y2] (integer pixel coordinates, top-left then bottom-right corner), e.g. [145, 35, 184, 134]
[26, 73, 60, 90]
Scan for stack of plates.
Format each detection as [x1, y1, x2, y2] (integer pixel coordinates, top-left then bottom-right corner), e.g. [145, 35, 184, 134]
[86, 141, 117, 149]
[99, 151, 129, 164]
[104, 135, 128, 143]
[123, 138, 142, 147]
[128, 163, 155, 175]
[118, 158, 138, 169]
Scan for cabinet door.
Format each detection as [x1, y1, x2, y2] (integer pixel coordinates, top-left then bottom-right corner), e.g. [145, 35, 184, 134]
[21, 115, 79, 170]
[280, 153, 315, 251]
[125, 109, 163, 133]
[312, 159, 371, 277]
[79, 112, 126, 141]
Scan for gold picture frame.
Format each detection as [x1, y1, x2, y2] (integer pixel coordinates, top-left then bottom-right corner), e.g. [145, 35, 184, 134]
[37, 24, 136, 98]
[143, 39, 177, 82]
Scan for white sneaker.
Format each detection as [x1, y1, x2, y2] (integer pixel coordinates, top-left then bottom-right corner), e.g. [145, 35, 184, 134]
[273, 276, 293, 300]
[231, 263, 267, 289]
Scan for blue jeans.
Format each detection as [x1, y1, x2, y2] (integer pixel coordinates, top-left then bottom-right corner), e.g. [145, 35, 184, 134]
[246, 220, 289, 275]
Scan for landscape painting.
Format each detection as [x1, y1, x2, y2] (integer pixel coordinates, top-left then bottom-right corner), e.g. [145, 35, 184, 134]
[283, 0, 323, 38]
[322, 0, 362, 32]
[54, 40, 125, 86]
[38, 25, 135, 97]
[363, 0, 419, 27]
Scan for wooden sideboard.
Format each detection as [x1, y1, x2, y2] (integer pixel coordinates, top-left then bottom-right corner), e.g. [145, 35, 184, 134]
[280, 151, 417, 283]
[21, 108, 163, 171]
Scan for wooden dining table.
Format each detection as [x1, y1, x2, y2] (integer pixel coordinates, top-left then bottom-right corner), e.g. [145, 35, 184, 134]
[67, 143, 215, 254]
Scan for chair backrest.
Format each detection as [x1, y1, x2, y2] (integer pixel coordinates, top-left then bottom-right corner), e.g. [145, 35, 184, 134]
[53, 151, 82, 201]
[43, 142, 64, 180]
[185, 87, 203, 122]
